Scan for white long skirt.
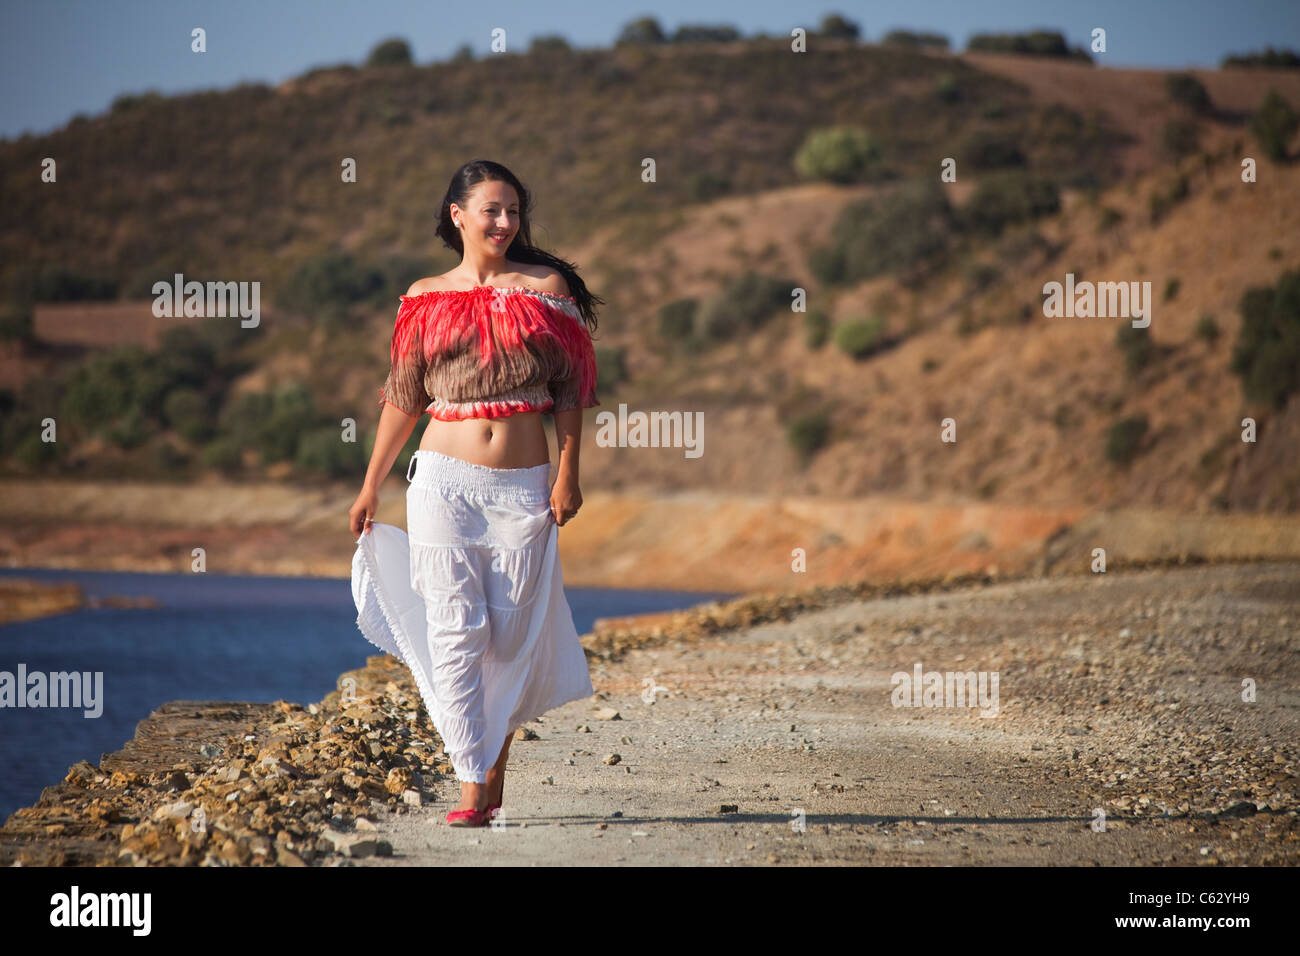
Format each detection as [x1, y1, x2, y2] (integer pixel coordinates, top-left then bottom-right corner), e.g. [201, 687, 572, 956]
[351, 449, 594, 783]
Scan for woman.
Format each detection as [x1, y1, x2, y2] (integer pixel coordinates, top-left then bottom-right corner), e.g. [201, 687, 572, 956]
[347, 160, 601, 827]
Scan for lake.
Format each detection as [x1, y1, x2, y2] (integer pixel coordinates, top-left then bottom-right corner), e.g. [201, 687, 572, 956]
[0, 566, 736, 822]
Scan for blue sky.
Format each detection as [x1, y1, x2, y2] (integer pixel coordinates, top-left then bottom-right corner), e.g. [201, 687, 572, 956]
[2, 0, 1297, 142]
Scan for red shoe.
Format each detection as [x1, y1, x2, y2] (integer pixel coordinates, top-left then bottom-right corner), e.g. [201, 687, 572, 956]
[445, 807, 491, 827]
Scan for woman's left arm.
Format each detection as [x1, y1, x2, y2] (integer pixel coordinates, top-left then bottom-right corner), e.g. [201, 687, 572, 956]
[550, 406, 583, 525]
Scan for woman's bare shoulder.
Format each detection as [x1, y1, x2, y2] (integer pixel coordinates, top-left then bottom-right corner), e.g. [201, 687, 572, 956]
[405, 275, 451, 296]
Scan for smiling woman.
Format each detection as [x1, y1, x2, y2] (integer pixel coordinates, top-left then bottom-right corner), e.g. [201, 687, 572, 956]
[347, 159, 604, 828]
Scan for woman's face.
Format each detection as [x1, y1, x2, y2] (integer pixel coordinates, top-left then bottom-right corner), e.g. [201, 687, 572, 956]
[454, 181, 520, 253]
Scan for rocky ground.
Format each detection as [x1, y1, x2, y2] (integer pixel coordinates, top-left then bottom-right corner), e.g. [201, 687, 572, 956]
[2, 558, 1295, 866]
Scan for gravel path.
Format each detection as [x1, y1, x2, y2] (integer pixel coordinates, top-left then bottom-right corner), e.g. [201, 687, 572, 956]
[354, 561, 1299, 866]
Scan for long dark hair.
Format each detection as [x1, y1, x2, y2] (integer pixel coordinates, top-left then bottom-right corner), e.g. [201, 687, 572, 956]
[435, 160, 602, 335]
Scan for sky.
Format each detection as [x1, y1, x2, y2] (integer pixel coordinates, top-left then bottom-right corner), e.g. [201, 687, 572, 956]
[1, 0, 1298, 142]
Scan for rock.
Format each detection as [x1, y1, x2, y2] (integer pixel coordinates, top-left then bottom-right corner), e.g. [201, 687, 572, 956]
[153, 800, 194, 822]
[354, 816, 378, 831]
[385, 768, 414, 795]
[603, 754, 622, 766]
[593, 708, 622, 721]
[401, 789, 422, 807]
[515, 727, 539, 741]
[276, 846, 308, 866]
[63, 760, 98, 788]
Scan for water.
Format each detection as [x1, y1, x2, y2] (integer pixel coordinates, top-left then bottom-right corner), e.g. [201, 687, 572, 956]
[0, 566, 737, 823]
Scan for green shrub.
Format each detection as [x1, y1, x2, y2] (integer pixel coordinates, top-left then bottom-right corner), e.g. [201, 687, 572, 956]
[201, 436, 244, 474]
[218, 382, 316, 465]
[1148, 172, 1190, 224]
[1161, 116, 1201, 159]
[1249, 89, 1299, 161]
[1097, 206, 1124, 231]
[814, 179, 953, 284]
[105, 407, 148, 449]
[834, 316, 885, 359]
[933, 72, 961, 103]
[1116, 324, 1155, 376]
[284, 252, 386, 318]
[60, 348, 149, 432]
[960, 129, 1026, 169]
[366, 38, 413, 67]
[0, 305, 33, 343]
[31, 266, 118, 302]
[1106, 415, 1149, 464]
[1230, 267, 1300, 408]
[962, 172, 1060, 237]
[529, 34, 572, 54]
[1222, 47, 1300, 69]
[967, 30, 1092, 62]
[687, 170, 730, 201]
[1195, 314, 1220, 344]
[787, 410, 831, 460]
[805, 309, 830, 348]
[699, 273, 796, 341]
[882, 30, 950, 50]
[110, 91, 165, 113]
[671, 25, 743, 43]
[657, 298, 697, 343]
[163, 387, 213, 442]
[816, 14, 860, 40]
[793, 126, 884, 184]
[151, 438, 191, 478]
[964, 262, 1001, 293]
[14, 433, 60, 468]
[295, 426, 366, 478]
[594, 346, 627, 387]
[1165, 73, 1211, 113]
[615, 17, 667, 45]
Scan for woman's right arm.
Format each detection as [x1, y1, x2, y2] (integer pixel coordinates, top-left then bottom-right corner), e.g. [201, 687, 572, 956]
[349, 405, 420, 537]
[350, 295, 432, 536]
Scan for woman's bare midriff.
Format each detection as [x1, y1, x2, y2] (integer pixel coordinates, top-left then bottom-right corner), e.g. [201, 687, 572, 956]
[418, 410, 552, 470]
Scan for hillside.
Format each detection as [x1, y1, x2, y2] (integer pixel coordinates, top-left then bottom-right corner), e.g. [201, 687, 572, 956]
[1, 36, 1298, 515]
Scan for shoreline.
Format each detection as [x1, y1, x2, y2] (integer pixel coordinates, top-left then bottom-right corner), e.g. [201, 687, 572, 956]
[2, 555, 1295, 866]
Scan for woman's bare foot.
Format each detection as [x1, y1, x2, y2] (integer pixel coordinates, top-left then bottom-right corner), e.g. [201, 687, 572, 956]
[452, 780, 490, 813]
[451, 732, 514, 812]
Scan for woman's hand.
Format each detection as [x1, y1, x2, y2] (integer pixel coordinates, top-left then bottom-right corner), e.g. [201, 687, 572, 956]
[549, 470, 582, 526]
[349, 486, 380, 537]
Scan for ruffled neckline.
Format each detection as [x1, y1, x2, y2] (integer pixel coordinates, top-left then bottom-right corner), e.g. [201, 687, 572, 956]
[399, 285, 578, 304]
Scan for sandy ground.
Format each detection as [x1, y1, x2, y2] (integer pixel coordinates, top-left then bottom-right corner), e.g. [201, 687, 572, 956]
[351, 560, 1298, 866]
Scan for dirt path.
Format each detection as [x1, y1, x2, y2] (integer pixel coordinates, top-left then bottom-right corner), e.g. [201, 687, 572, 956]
[357, 561, 1299, 866]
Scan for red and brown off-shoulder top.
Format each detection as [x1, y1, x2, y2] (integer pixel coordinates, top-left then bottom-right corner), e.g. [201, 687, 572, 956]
[376, 285, 600, 421]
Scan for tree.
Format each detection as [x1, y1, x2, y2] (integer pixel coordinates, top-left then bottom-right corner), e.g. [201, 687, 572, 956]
[794, 126, 883, 184]
[366, 38, 413, 67]
[616, 17, 666, 46]
[1249, 89, 1299, 161]
[1230, 268, 1300, 408]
